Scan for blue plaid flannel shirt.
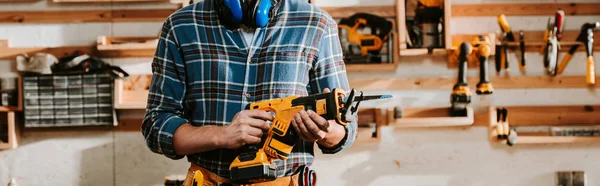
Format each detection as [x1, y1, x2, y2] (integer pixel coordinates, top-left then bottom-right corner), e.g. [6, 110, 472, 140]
[141, 0, 357, 179]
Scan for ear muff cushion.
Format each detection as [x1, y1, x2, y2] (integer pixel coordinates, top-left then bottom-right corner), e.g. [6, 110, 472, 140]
[254, 0, 273, 27]
[246, 0, 276, 28]
[216, 0, 245, 28]
[224, 0, 244, 23]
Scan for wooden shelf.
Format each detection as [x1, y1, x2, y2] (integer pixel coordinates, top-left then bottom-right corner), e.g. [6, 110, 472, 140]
[53, 0, 168, 2]
[349, 75, 600, 91]
[399, 48, 447, 56]
[354, 108, 388, 143]
[114, 74, 151, 109]
[452, 3, 600, 17]
[0, 46, 96, 60]
[393, 106, 474, 128]
[0, 9, 175, 24]
[320, 6, 395, 19]
[0, 112, 20, 150]
[97, 36, 157, 58]
[489, 105, 600, 145]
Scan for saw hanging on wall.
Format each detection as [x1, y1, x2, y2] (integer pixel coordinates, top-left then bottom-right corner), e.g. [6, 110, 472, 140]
[337, 13, 395, 64]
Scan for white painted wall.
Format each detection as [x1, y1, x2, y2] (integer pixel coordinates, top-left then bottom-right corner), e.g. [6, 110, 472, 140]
[1, 0, 600, 185]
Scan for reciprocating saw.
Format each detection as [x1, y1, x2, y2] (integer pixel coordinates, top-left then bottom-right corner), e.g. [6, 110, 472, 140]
[229, 88, 392, 184]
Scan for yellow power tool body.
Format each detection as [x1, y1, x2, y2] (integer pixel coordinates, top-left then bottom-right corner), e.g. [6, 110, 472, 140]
[338, 13, 394, 56]
[229, 88, 391, 184]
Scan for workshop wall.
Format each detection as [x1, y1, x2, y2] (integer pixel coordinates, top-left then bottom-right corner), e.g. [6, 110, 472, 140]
[1, 0, 600, 186]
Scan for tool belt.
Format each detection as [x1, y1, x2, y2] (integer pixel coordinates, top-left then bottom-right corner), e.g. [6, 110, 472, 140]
[182, 163, 317, 186]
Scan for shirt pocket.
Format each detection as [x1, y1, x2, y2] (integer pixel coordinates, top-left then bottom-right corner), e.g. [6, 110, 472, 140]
[255, 48, 315, 99]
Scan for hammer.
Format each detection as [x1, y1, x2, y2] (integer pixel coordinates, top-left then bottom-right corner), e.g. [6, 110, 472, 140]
[556, 22, 600, 85]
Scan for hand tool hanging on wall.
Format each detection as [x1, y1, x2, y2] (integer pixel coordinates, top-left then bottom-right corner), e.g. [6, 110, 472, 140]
[450, 42, 472, 117]
[556, 22, 600, 85]
[472, 35, 493, 95]
[338, 13, 394, 64]
[519, 31, 526, 69]
[543, 18, 559, 76]
[496, 108, 516, 146]
[497, 14, 524, 72]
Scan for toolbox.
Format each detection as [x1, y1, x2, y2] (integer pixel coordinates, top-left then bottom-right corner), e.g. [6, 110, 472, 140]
[22, 73, 115, 128]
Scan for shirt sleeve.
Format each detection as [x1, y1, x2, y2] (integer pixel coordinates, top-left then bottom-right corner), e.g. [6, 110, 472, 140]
[141, 17, 189, 160]
[310, 15, 357, 154]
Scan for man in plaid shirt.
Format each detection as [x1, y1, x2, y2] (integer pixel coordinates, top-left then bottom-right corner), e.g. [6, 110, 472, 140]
[142, 0, 357, 184]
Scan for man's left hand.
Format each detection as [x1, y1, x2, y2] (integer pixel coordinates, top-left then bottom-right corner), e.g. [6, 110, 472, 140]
[291, 88, 346, 147]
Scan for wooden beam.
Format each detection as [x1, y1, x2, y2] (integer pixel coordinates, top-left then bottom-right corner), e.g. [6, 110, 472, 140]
[0, 9, 175, 23]
[320, 6, 396, 19]
[394, 106, 474, 128]
[452, 3, 600, 17]
[0, 46, 97, 60]
[349, 75, 600, 90]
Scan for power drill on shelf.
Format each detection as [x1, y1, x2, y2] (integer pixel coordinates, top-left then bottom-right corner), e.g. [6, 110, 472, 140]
[227, 88, 392, 184]
[338, 13, 394, 64]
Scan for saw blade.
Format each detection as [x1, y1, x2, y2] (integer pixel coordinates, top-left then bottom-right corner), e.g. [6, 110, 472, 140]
[348, 94, 393, 102]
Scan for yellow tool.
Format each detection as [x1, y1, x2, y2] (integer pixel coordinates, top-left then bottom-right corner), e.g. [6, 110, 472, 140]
[192, 171, 204, 186]
[229, 89, 391, 184]
[556, 22, 599, 85]
[418, 0, 441, 7]
[472, 35, 493, 95]
[450, 42, 472, 116]
[338, 13, 394, 57]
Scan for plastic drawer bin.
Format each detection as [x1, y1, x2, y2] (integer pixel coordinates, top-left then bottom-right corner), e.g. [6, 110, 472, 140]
[69, 116, 84, 125]
[98, 105, 113, 114]
[40, 115, 55, 126]
[98, 94, 112, 104]
[53, 76, 68, 88]
[83, 104, 98, 115]
[24, 87, 39, 97]
[25, 97, 39, 106]
[39, 96, 54, 106]
[83, 85, 97, 94]
[54, 88, 68, 97]
[69, 96, 83, 105]
[24, 107, 40, 117]
[38, 76, 53, 86]
[23, 76, 38, 86]
[55, 115, 70, 126]
[39, 106, 54, 115]
[69, 75, 82, 85]
[97, 84, 112, 94]
[69, 106, 83, 115]
[68, 87, 83, 95]
[39, 87, 54, 96]
[84, 115, 98, 123]
[84, 95, 98, 104]
[83, 74, 98, 84]
[55, 106, 69, 116]
[97, 74, 111, 84]
[54, 96, 68, 105]
[25, 116, 41, 127]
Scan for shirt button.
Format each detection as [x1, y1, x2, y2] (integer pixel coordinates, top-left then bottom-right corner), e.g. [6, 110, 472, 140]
[245, 93, 251, 98]
[247, 59, 252, 64]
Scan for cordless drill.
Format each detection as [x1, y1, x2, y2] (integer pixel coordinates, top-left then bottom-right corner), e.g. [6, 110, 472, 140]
[450, 42, 472, 116]
[229, 88, 391, 184]
[472, 35, 493, 95]
[556, 22, 600, 85]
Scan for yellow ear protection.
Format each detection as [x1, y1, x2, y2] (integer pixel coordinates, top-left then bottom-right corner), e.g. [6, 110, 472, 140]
[215, 0, 281, 29]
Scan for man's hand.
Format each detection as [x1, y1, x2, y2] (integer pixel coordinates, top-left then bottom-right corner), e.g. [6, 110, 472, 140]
[219, 110, 273, 149]
[291, 88, 347, 147]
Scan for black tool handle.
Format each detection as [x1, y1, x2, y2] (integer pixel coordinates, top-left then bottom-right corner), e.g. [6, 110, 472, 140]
[495, 45, 502, 73]
[519, 31, 526, 68]
[457, 42, 471, 85]
[479, 52, 490, 84]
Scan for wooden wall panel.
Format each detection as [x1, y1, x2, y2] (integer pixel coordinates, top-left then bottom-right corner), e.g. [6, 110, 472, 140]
[452, 3, 600, 17]
[320, 6, 396, 18]
[0, 9, 175, 23]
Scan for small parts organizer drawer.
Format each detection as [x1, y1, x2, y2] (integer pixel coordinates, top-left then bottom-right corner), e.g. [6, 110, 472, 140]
[22, 73, 115, 128]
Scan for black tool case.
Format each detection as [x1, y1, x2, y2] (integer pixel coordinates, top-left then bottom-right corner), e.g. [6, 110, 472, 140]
[22, 72, 116, 128]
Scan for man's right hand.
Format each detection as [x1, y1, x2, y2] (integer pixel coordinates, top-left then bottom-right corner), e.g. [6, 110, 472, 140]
[219, 110, 273, 149]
